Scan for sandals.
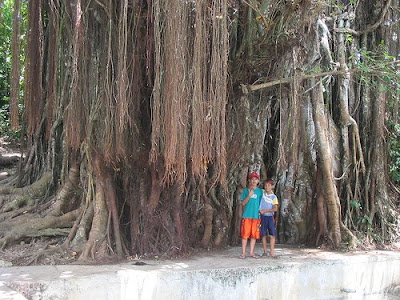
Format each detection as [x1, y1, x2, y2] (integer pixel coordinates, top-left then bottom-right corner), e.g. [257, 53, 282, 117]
[240, 254, 260, 259]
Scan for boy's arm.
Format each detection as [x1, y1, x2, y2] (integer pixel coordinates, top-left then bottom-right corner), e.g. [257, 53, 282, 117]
[241, 189, 254, 206]
[260, 204, 278, 214]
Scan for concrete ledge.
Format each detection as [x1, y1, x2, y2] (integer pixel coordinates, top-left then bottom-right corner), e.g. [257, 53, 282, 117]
[1, 246, 399, 299]
[0, 282, 27, 300]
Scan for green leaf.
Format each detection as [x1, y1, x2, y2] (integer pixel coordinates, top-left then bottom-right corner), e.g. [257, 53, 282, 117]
[349, 200, 362, 210]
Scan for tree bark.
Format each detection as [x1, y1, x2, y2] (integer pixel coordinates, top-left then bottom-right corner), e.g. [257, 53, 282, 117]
[311, 79, 341, 247]
[0, 0, 398, 264]
[10, 0, 21, 130]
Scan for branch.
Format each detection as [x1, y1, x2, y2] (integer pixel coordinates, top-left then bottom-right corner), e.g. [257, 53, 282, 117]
[334, 0, 392, 36]
[242, 69, 358, 93]
[242, 0, 271, 31]
[242, 62, 400, 93]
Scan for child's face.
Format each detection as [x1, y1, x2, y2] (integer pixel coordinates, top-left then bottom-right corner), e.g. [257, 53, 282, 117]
[249, 177, 259, 187]
[265, 182, 273, 193]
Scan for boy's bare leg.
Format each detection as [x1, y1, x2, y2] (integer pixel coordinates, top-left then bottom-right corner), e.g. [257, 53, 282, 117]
[241, 238, 248, 257]
[270, 235, 276, 257]
[262, 236, 268, 254]
[249, 238, 257, 256]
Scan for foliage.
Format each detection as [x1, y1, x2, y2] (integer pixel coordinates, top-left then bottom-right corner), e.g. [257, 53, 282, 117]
[350, 41, 400, 187]
[0, 103, 22, 138]
[349, 199, 362, 210]
[0, 0, 12, 107]
[0, 0, 27, 135]
[389, 122, 400, 184]
[351, 42, 400, 92]
[0, 103, 10, 133]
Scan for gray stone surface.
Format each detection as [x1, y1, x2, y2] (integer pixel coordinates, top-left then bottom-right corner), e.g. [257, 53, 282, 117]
[0, 245, 400, 300]
[0, 261, 12, 268]
[0, 282, 27, 300]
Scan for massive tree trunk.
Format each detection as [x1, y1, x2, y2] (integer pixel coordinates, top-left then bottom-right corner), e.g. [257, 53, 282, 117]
[311, 78, 342, 246]
[10, 0, 20, 130]
[0, 0, 399, 264]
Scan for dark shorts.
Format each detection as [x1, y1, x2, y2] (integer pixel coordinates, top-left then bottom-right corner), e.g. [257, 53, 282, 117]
[260, 215, 276, 237]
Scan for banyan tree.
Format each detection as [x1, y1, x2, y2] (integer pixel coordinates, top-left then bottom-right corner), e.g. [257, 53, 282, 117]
[0, 0, 399, 264]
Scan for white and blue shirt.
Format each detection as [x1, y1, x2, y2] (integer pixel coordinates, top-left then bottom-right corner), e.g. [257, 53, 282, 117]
[259, 192, 279, 216]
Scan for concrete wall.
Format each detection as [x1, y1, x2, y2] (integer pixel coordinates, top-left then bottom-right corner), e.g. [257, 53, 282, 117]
[24, 251, 400, 300]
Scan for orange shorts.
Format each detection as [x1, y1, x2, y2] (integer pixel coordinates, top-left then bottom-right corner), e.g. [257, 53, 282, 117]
[241, 218, 261, 239]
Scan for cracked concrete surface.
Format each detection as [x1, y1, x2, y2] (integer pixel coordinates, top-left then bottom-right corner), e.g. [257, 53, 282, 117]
[1, 245, 400, 300]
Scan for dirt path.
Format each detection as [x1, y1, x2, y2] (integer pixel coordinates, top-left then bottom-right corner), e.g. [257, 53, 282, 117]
[0, 136, 22, 179]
